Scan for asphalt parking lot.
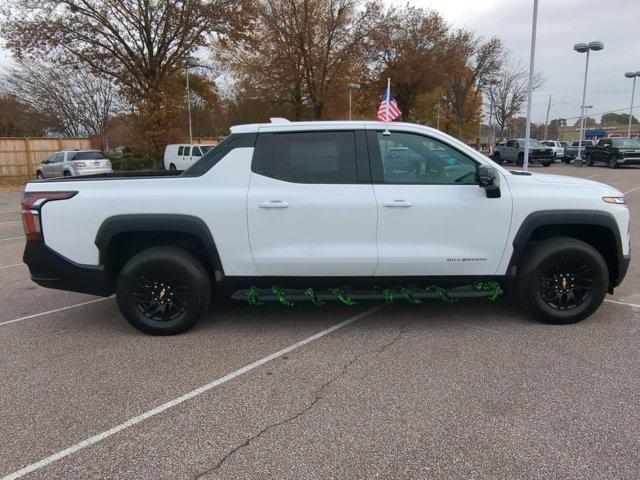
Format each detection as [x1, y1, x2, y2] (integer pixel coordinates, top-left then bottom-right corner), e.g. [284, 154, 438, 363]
[1, 164, 640, 479]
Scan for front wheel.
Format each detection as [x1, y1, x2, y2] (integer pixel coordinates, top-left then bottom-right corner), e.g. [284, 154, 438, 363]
[517, 153, 524, 167]
[585, 153, 593, 166]
[36, 171, 44, 179]
[516, 237, 608, 324]
[116, 246, 211, 335]
[542, 161, 551, 167]
[609, 155, 619, 169]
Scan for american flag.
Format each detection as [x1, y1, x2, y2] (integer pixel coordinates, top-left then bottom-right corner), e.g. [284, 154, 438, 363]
[377, 87, 402, 122]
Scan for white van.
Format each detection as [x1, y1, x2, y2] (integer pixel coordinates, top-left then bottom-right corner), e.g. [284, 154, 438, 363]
[164, 144, 216, 171]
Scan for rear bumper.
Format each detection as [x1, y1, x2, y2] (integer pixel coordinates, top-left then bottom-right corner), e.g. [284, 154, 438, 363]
[23, 240, 113, 296]
[74, 167, 113, 176]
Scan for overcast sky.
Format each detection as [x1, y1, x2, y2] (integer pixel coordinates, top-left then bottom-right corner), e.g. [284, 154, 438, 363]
[391, 0, 640, 123]
[2, 0, 638, 124]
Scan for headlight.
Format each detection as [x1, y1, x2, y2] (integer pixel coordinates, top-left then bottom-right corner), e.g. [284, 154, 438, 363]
[602, 196, 626, 205]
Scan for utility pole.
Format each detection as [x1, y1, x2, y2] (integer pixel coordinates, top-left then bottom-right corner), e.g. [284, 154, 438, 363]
[522, 0, 539, 171]
[543, 95, 552, 139]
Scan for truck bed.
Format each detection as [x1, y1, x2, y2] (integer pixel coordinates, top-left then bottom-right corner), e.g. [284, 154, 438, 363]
[35, 170, 182, 183]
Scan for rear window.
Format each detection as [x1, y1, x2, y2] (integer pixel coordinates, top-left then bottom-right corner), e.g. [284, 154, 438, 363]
[70, 152, 106, 160]
[272, 131, 357, 183]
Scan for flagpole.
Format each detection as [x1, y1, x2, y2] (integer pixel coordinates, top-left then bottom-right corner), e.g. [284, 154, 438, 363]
[383, 78, 391, 136]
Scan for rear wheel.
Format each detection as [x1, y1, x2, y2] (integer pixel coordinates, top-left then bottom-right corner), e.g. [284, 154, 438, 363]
[517, 152, 524, 167]
[116, 247, 211, 335]
[516, 237, 608, 324]
[609, 155, 619, 169]
[63, 171, 71, 177]
[169, 163, 177, 171]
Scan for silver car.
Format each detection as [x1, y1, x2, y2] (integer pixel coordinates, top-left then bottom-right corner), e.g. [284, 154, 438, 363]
[37, 150, 113, 179]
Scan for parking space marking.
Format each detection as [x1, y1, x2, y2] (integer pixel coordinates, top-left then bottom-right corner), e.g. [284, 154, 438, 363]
[0, 210, 19, 215]
[585, 173, 600, 179]
[1, 305, 383, 480]
[0, 297, 113, 327]
[0, 236, 24, 242]
[0, 220, 21, 225]
[605, 298, 640, 309]
[0, 263, 24, 270]
[623, 184, 640, 195]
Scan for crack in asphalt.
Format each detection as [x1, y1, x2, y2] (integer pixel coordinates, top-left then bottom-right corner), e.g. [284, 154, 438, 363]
[194, 319, 412, 479]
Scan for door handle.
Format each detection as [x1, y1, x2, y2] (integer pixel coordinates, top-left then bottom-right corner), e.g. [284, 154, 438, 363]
[382, 200, 413, 208]
[259, 201, 290, 209]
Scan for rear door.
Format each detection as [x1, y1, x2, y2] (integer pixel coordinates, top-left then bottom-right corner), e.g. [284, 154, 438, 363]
[247, 129, 378, 276]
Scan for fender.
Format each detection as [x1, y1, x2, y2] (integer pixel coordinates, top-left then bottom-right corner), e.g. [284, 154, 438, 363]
[509, 209, 627, 287]
[95, 214, 223, 273]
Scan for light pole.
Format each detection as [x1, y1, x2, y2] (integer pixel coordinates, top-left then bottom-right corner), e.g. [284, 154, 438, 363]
[522, 0, 538, 172]
[625, 71, 640, 137]
[185, 56, 201, 144]
[574, 41, 604, 160]
[347, 83, 360, 120]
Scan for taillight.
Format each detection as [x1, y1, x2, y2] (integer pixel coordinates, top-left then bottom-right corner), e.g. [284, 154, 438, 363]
[21, 191, 77, 241]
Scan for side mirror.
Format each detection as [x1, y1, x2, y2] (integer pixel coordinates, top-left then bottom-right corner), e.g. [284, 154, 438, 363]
[478, 165, 501, 198]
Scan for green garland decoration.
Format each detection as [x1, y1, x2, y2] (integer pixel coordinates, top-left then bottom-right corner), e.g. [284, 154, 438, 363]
[376, 287, 395, 304]
[426, 285, 457, 304]
[304, 287, 325, 306]
[396, 287, 422, 304]
[329, 288, 358, 305]
[472, 281, 503, 301]
[246, 286, 263, 306]
[271, 285, 294, 307]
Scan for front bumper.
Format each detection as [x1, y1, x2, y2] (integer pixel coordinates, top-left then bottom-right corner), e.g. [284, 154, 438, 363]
[23, 240, 113, 296]
[617, 157, 640, 165]
[613, 254, 630, 289]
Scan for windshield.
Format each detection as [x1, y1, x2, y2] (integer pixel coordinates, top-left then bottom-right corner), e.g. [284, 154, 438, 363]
[69, 151, 106, 160]
[518, 139, 542, 147]
[541, 141, 554, 146]
[200, 145, 215, 154]
[612, 138, 640, 148]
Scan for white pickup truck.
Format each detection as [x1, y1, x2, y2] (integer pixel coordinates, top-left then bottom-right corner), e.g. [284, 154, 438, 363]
[22, 120, 630, 334]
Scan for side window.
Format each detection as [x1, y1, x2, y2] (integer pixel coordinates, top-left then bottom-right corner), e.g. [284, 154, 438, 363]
[192, 146, 202, 157]
[183, 146, 191, 156]
[376, 132, 477, 185]
[52, 153, 63, 163]
[178, 146, 184, 156]
[506, 140, 515, 148]
[272, 131, 357, 183]
[67, 152, 76, 161]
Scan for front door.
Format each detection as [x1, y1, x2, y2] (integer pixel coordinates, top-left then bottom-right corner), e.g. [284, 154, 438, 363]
[247, 130, 378, 276]
[368, 130, 512, 276]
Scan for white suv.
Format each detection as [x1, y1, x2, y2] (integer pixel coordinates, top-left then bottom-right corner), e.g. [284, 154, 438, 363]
[36, 150, 112, 179]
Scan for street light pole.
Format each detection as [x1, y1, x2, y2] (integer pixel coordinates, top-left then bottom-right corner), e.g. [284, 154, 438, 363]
[625, 71, 640, 137]
[522, 0, 538, 172]
[186, 64, 193, 144]
[346, 83, 360, 121]
[574, 41, 604, 160]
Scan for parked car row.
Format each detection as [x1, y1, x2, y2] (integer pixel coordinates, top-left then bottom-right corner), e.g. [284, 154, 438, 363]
[36, 150, 112, 179]
[491, 138, 554, 167]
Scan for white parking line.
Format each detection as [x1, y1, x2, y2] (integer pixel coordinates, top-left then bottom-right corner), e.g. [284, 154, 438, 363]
[623, 184, 640, 195]
[0, 297, 113, 327]
[605, 298, 640, 309]
[585, 174, 600, 179]
[1, 305, 382, 480]
[0, 263, 24, 270]
[0, 236, 24, 242]
[0, 210, 19, 215]
[0, 220, 21, 225]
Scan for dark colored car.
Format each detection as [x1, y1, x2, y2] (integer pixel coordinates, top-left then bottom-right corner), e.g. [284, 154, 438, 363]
[586, 137, 640, 168]
[563, 140, 596, 162]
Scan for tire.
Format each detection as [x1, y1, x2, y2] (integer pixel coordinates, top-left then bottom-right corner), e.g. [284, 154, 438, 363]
[542, 161, 551, 167]
[517, 152, 524, 167]
[492, 152, 502, 164]
[562, 158, 571, 164]
[169, 163, 177, 171]
[116, 246, 211, 335]
[63, 171, 71, 177]
[36, 171, 44, 179]
[609, 155, 618, 169]
[516, 237, 608, 324]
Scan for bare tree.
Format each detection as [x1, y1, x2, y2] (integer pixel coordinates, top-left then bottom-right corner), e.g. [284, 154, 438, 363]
[6, 61, 122, 143]
[440, 29, 502, 139]
[486, 56, 544, 138]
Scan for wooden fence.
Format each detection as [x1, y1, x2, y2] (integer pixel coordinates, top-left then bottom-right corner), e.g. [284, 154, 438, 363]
[0, 137, 93, 183]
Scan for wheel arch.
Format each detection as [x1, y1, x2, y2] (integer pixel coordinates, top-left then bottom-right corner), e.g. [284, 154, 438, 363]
[509, 210, 623, 289]
[95, 214, 223, 281]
